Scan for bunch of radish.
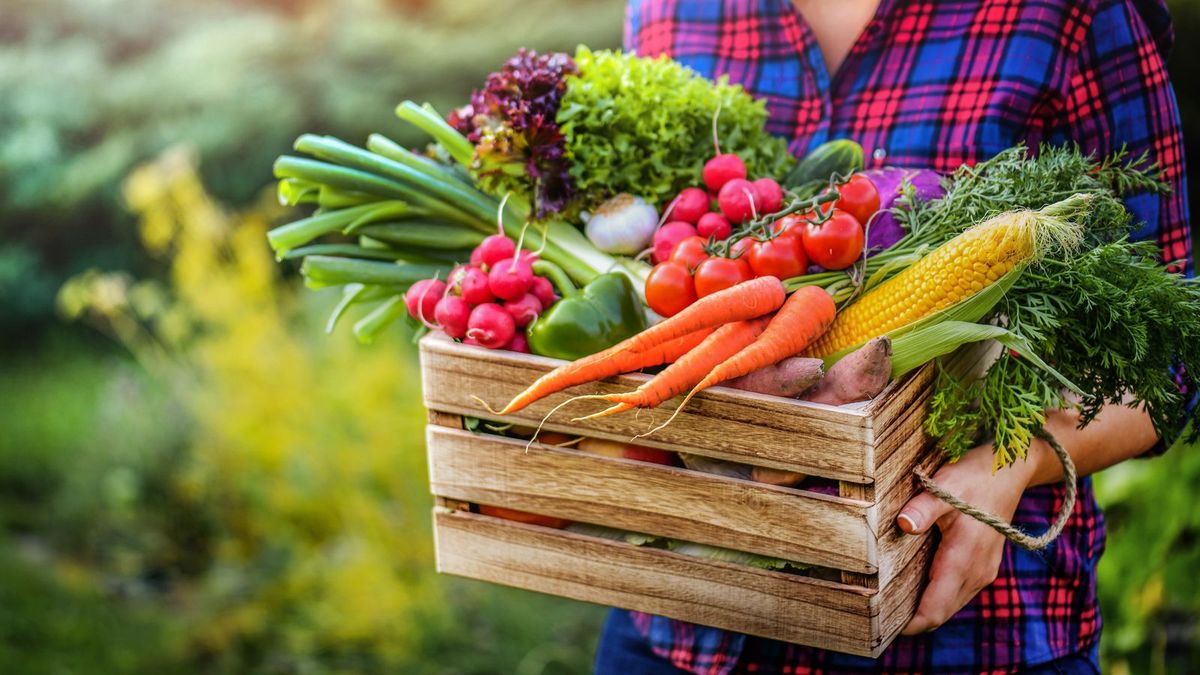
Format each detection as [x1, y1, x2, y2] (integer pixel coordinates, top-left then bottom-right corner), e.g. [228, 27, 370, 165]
[644, 138, 882, 318]
[650, 156, 786, 265]
[404, 233, 556, 352]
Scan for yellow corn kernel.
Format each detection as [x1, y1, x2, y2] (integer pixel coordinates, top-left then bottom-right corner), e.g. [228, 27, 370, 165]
[807, 215, 1038, 357]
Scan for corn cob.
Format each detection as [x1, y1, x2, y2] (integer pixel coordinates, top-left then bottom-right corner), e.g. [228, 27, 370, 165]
[807, 199, 1086, 357]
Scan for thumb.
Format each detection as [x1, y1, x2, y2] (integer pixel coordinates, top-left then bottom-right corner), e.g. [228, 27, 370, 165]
[897, 488, 953, 535]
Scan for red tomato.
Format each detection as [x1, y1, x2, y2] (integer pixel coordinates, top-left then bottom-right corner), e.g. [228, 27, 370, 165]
[694, 257, 753, 297]
[645, 261, 698, 317]
[669, 235, 709, 270]
[834, 174, 880, 226]
[772, 214, 808, 238]
[801, 209, 865, 270]
[729, 236, 753, 259]
[478, 505, 571, 529]
[747, 236, 808, 279]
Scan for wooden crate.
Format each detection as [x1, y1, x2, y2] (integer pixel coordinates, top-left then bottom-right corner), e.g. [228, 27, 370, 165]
[419, 332, 941, 657]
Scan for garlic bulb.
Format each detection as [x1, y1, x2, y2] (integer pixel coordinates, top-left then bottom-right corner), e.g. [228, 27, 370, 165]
[583, 194, 658, 255]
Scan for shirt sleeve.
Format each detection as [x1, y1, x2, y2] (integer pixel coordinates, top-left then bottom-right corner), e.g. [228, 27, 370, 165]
[1049, 0, 1194, 453]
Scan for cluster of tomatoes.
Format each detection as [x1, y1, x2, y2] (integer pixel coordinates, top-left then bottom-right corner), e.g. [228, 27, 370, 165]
[645, 173, 881, 318]
[404, 234, 555, 351]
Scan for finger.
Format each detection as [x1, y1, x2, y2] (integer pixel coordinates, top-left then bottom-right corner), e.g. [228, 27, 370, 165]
[897, 489, 954, 535]
[900, 538, 973, 635]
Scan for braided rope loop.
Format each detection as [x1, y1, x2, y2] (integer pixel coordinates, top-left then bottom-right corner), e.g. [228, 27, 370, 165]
[913, 430, 1077, 551]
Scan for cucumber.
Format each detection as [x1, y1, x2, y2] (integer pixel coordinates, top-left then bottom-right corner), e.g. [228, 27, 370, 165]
[784, 139, 865, 194]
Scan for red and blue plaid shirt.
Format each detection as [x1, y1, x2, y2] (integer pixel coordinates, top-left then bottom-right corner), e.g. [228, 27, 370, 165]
[622, 0, 1193, 672]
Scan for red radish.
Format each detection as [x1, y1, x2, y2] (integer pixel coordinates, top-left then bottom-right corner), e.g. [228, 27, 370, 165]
[517, 249, 539, 265]
[505, 332, 531, 353]
[703, 154, 747, 192]
[463, 337, 485, 347]
[696, 212, 732, 240]
[466, 303, 515, 349]
[752, 178, 784, 214]
[470, 247, 485, 266]
[488, 257, 534, 301]
[404, 278, 445, 323]
[667, 187, 710, 224]
[446, 265, 469, 294]
[503, 293, 543, 327]
[530, 276, 558, 307]
[652, 221, 699, 264]
[477, 234, 517, 267]
[459, 267, 494, 305]
[717, 178, 759, 224]
[434, 295, 471, 338]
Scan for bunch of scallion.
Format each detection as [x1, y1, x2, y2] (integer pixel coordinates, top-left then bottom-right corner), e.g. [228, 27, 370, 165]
[266, 102, 631, 342]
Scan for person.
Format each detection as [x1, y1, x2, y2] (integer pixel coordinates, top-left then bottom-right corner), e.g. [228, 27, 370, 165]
[594, 1, 1194, 672]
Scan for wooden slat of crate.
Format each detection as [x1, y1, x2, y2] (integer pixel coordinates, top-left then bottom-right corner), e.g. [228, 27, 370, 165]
[865, 365, 935, 470]
[434, 509, 890, 657]
[419, 333, 875, 482]
[875, 535, 934, 647]
[428, 425, 877, 573]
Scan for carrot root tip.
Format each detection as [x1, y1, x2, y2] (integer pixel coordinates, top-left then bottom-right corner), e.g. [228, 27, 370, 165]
[572, 402, 635, 421]
[470, 395, 504, 415]
[633, 391, 697, 441]
[523, 394, 611, 452]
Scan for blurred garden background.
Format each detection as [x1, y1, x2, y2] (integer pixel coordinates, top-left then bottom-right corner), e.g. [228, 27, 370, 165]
[0, 0, 1197, 672]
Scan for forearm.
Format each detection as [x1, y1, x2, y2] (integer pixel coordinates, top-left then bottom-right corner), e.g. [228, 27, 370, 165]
[1025, 401, 1160, 487]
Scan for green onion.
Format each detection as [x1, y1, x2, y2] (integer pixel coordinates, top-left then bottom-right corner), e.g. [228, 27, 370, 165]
[300, 256, 447, 289]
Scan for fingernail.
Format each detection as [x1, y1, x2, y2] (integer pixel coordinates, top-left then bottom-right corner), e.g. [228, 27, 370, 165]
[897, 513, 920, 534]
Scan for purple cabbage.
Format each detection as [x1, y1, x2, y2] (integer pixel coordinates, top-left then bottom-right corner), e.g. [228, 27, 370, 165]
[448, 50, 578, 218]
[859, 167, 944, 252]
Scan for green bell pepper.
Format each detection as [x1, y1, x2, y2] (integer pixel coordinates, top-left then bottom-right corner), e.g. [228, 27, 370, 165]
[527, 261, 646, 361]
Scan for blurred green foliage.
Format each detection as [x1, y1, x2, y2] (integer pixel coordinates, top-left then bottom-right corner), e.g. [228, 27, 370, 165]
[1095, 431, 1200, 675]
[0, 0, 625, 336]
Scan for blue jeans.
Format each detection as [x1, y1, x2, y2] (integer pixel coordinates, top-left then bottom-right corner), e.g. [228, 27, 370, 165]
[593, 609, 1099, 674]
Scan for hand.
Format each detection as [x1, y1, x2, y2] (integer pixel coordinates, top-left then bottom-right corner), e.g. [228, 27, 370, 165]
[896, 440, 1043, 635]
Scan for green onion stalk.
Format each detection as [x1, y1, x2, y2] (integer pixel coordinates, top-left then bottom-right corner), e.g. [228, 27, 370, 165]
[267, 102, 631, 288]
[265, 102, 644, 340]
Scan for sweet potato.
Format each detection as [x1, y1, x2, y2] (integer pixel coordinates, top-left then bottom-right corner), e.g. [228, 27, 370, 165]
[724, 356, 825, 398]
[802, 336, 892, 405]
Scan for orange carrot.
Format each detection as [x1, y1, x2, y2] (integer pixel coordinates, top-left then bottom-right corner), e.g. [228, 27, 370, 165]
[605, 276, 784, 357]
[576, 317, 770, 420]
[494, 328, 715, 415]
[679, 286, 836, 410]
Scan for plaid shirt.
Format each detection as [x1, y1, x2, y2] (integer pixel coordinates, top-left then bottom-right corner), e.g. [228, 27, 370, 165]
[622, 0, 1193, 673]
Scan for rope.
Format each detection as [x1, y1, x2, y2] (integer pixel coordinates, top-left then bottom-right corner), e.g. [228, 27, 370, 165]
[913, 429, 1077, 551]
